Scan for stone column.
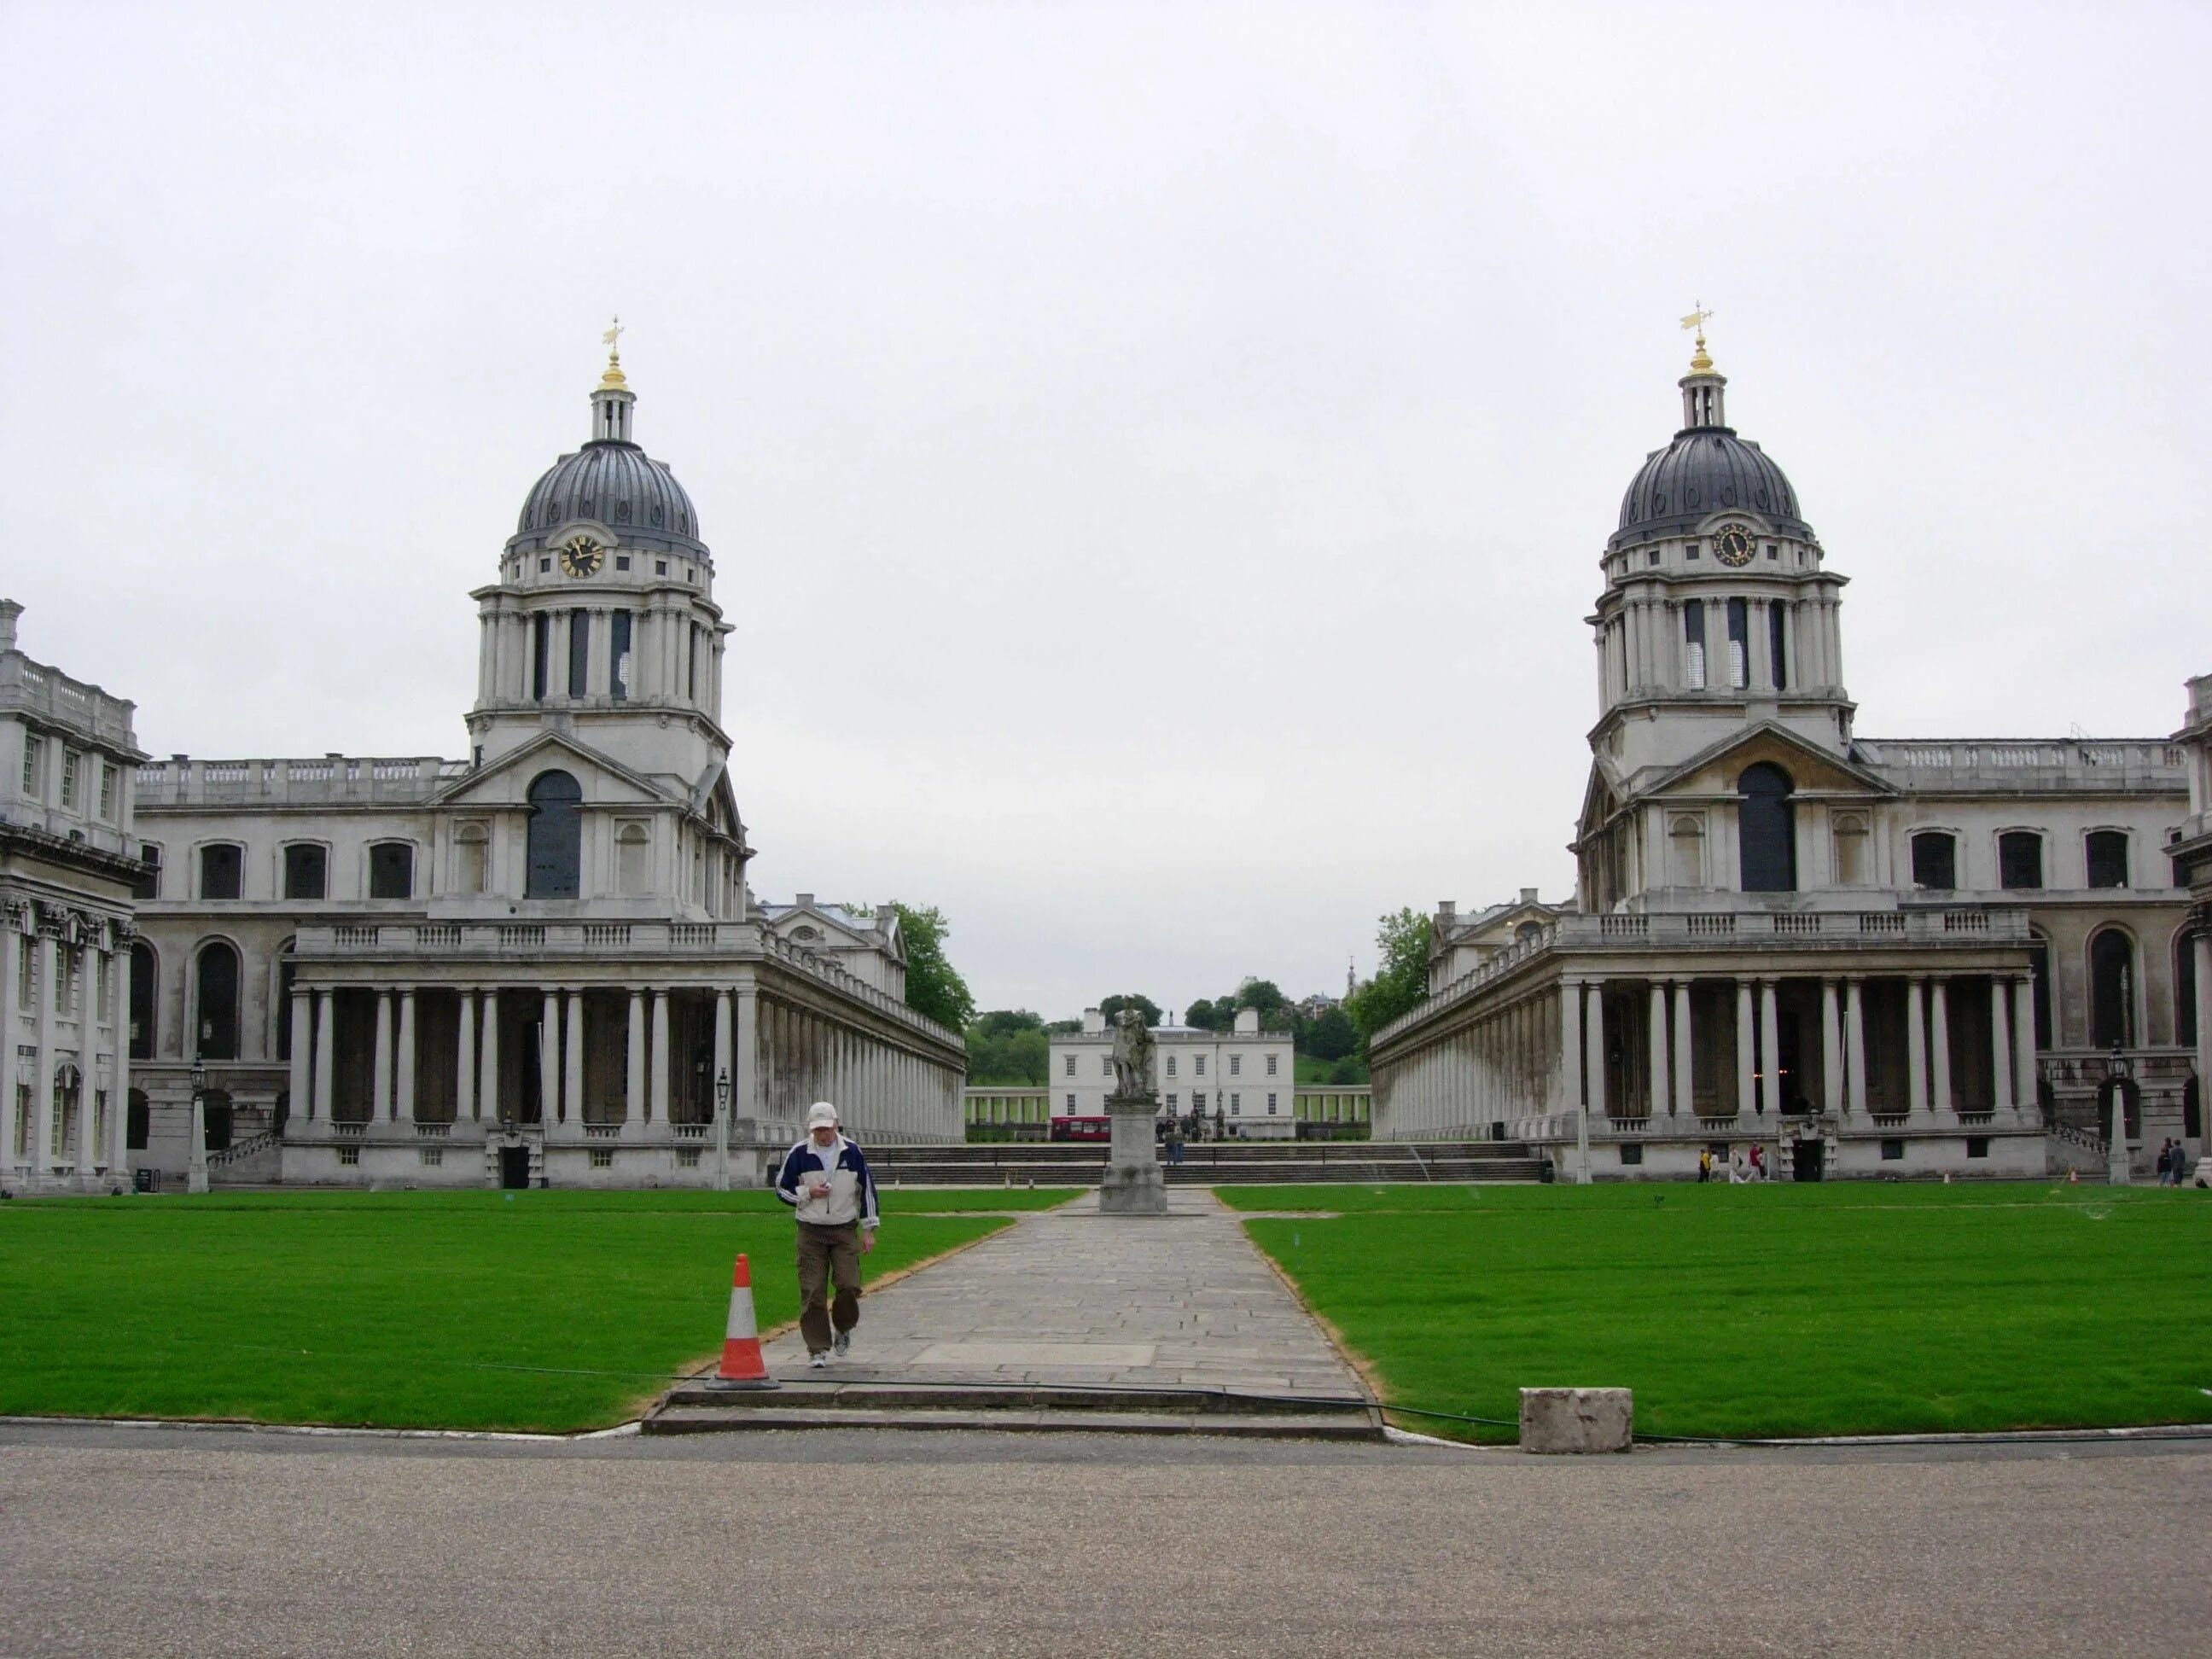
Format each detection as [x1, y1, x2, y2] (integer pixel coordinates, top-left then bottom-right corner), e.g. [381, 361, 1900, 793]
[1749, 599, 1772, 692]
[649, 990, 671, 1124]
[33, 933, 58, 1171]
[626, 991, 646, 1124]
[734, 987, 759, 1128]
[1645, 983, 1667, 1119]
[563, 988, 585, 1126]
[1989, 980, 2013, 1115]
[373, 989, 394, 1122]
[1672, 981, 1694, 1117]
[1583, 981, 1605, 1121]
[1819, 979, 1842, 1115]
[456, 990, 477, 1123]
[288, 988, 311, 1126]
[479, 992, 500, 1123]
[2194, 934, 2212, 1138]
[1758, 980, 1781, 1116]
[713, 989, 733, 1109]
[2012, 976, 2039, 1122]
[109, 950, 130, 1171]
[538, 991, 560, 1127]
[1845, 978, 1868, 1116]
[713, 989, 733, 1190]
[1929, 979, 1952, 1116]
[0, 931, 18, 1168]
[1557, 978, 1583, 1115]
[313, 990, 335, 1121]
[396, 989, 417, 1125]
[1735, 980, 1756, 1119]
[1906, 977, 1929, 1117]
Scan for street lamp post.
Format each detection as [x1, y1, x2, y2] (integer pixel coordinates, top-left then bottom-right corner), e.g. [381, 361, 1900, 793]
[187, 1056, 209, 1196]
[2105, 1042, 2132, 1186]
[713, 1066, 731, 1193]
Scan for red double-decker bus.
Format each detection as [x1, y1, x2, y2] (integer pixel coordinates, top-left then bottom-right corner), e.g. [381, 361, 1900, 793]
[1048, 1115, 1112, 1142]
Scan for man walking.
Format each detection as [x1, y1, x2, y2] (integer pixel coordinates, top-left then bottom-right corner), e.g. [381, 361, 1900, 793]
[775, 1102, 879, 1369]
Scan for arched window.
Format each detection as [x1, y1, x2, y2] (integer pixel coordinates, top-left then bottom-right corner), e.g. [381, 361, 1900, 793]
[1514, 921, 1544, 944]
[526, 771, 583, 899]
[199, 842, 244, 900]
[368, 841, 415, 900]
[195, 940, 241, 1060]
[454, 823, 489, 894]
[128, 940, 157, 1061]
[126, 1088, 149, 1150]
[2088, 928, 2135, 1050]
[1737, 763, 1796, 893]
[616, 822, 650, 896]
[2085, 830, 2130, 890]
[2029, 931, 2052, 1049]
[2177, 929, 2198, 1050]
[1910, 830, 1957, 890]
[1999, 830, 2044, 891]
[282, 842, 329, 899]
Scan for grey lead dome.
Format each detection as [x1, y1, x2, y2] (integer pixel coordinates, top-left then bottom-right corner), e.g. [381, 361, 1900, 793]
[1612, 426, 1810, 552]
[509, 439, 707, 558]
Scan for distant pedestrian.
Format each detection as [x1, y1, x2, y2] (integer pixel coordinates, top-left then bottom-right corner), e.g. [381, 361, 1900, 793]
[775, 1102, 879, 1370]
[1749, 1144, 1766, 1181]
[1166, 1121, 1185, 1166]
[1728, 1150, 1747, 1185]
[2154, 1139, 2172, 1185]
[1697, 1149, 1712, 1183]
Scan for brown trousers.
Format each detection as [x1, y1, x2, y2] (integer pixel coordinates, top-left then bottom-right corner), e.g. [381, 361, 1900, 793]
[795, 1221, 862, 1354]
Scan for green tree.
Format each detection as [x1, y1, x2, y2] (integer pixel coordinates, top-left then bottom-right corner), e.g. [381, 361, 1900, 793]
[1303, 1004, 1358, 1062]
[1345, 907, 1431, 1051]
[891, 903, 975, 1032]
[964, 1023, 1047, 1086]
[973, 1009, 1045, 1040]
[1183, 998, 1225, 1032]
[1098, 992, 1162, 1027]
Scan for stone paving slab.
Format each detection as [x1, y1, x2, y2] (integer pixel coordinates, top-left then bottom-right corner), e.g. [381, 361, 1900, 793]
[760, 1187, 1369, 1402]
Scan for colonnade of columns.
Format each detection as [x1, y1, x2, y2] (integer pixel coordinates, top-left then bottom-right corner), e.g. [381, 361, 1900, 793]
[479, 601, 725, 716]
[1375, 990, 1560, 1140]
[0, 918, 129, 1183]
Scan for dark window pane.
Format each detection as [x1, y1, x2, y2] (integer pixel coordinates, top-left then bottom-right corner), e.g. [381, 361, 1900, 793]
[611, 611, 632, 701]
[1911, 832, 1957, 890]
[283, 843, 328, 900]
[200, 844, 242, 900]
[1998, 832, 2043, 891]
[129, 941, 156, 1061]
[1737, 763, 1796, 893]
[368, 843, 413, 900]
[533, 615, 550, 701]
[2180, 934, 2198, 1049]
[568, 610, 590, 697]
[131, 843, 161, 901]
[195, 942, 240, 1060]
[1768, 602, 1788, 690]
[526, 771, 583, 899]
[126, 1090, 149, 1150]
[2085, 831, 2128, 889]
[2029, 934, 2052, 1048]
[2089, 930, 2133, 1048]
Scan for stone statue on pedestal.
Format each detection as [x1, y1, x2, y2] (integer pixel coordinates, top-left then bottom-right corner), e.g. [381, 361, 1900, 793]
[1098, 1010, 1168, 1215]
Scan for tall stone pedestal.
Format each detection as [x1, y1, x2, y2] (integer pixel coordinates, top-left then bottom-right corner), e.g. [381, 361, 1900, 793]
[1097, 1090, 1167, 1215]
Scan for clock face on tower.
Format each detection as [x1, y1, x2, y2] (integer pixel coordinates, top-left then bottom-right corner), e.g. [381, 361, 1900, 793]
[557, 534, 604, 578]
[1714, 526, 1755, 568]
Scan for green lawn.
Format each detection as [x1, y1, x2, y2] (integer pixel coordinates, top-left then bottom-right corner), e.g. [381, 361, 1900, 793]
[0, 1189, 1073, 1432]
[1223, 1183, 2212, 1441]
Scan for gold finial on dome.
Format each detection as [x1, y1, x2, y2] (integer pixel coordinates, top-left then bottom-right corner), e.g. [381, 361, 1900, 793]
[1679, 302, 1716, 374]
[598, 316, 628, 388]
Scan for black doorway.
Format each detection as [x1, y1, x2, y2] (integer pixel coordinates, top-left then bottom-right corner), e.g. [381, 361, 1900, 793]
[499, 1146, 531, 1190]
[1792, 1138, 1825, 1182]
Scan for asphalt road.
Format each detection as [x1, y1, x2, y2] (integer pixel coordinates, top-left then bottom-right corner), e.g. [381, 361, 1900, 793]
[1, 1421, 2205, 1656]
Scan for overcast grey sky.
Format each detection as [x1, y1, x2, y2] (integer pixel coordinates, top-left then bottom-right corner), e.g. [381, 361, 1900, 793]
[5, 2, 2207, 1022]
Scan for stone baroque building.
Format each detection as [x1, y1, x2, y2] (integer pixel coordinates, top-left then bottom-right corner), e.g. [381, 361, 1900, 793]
[0, 602, 146, 1190]
[1373, 333, 2203, 1180]
[120, 346, 964, 1189]
[1050, 1007, 1297, 1138]
[2168, 673, 2212, 1182]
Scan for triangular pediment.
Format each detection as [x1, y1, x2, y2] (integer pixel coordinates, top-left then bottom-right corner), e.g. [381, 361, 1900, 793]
[1639, 722, 1898, 802]
[430, 731, 672, 811]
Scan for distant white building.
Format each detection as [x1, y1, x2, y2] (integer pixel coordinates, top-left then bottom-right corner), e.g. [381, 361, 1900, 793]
[1050, 1006, 1297, 1138]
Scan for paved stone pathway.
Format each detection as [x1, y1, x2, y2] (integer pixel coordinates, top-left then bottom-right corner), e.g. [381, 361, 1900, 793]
[760, 1188, 1368, 1400]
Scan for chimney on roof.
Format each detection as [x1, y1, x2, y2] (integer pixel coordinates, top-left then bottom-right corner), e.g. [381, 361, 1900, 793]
[1439, 900, 1456, 917]
[795, 892, 814, 909]
[0, 598, 20, 654]
[1521, 888, 1539, 905]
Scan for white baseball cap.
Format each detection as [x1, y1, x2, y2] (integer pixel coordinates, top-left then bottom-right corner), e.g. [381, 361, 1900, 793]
[805, 1102, 840, 1131]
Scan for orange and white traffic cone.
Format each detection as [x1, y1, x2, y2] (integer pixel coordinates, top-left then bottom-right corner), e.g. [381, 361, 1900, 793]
[708, 1254, 779, 1390]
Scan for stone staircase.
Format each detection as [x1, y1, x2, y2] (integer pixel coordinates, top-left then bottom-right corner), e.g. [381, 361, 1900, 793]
[865, 1138, 1547, 1187]
[206, 1127, 283, 1185]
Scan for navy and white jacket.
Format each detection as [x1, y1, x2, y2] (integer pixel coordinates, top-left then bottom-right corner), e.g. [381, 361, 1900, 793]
[775, 1133, 880, 1230]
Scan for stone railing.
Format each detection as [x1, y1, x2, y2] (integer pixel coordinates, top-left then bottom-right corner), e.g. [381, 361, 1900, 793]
[1854, 737, 2186, 792]
[136, 755, 470, 806]
[1374, 907, 2033, 1050]
[0, 654, 136, 745]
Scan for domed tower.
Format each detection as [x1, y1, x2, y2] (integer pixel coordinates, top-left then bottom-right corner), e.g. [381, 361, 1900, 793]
[467, 332, 734, 786]
[1589, 323, 1853, 781]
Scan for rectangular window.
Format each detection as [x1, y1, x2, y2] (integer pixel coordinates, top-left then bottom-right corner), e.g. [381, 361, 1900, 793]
[421, 1146, 445, 1167]
[21, 735, 42, 795]
[96, 956, 111, 1022]
[368, 842, 414, 900]
[1063, 1055, 1074, 1077]
[532, 615, 550, 701]
[1195, 1056, 1206, 1077]
[99, 762, 117, 820]
[688, 626, 701, 700]
[1230, 1093, 1242, 1114]
[283, 843, 329, 900]
[1880, 1138, 1904, 1161]
[1266, 1054, 1278, 1076]
[676, 1146, 701, 1167]
[1965, 1137, 1990, 1159]
[1910, 832, 1957, 891]
[338, 1145, 360, 1166]
[610, 611, 632, 701]
[1726, 598, 1749, 688]
[17, 941, 34, 1009]
[1166, 1056, 1177, 1076]
[1266, 1094, 1278, 1115]
[1768, 602, 1788, 690]
[1683, 601, 1706, 688]
[60, 748, 79, 808]
[589, 1149, 613, 1168]
[1999, 832, 2044, 891]
[2085, 831, 2129, 889]
[1065, 1093, 1075, 1112]
[1166, 1093, 1179, 1110]
[1230, 1055, 1242, 1076]
[199, 843, 242, 900]
[568, 610, 590, 697]
[1619, 1142, 1644, 1166]
[1101, 1056, 1113, 1078]
[131, 843, 161, 901]
[1685, 541, 1700, 561]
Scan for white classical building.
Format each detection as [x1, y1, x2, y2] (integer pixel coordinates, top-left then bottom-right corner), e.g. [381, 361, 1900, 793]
[1, 602, 145, 1191]
[1050, 1006, 1297, 1138]
[119, 344, 964, 1189]
[1373, 330, 2201, 1180]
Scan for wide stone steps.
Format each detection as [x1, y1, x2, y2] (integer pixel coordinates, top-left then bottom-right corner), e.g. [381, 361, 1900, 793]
[868, 1140, 1547, 1186]
[644, 1379, 1383, 1441]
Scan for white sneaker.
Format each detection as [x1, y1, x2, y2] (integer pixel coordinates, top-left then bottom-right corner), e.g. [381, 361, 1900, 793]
[808, 1352, 829, 1370]
[833, 1330, 852, 1358]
